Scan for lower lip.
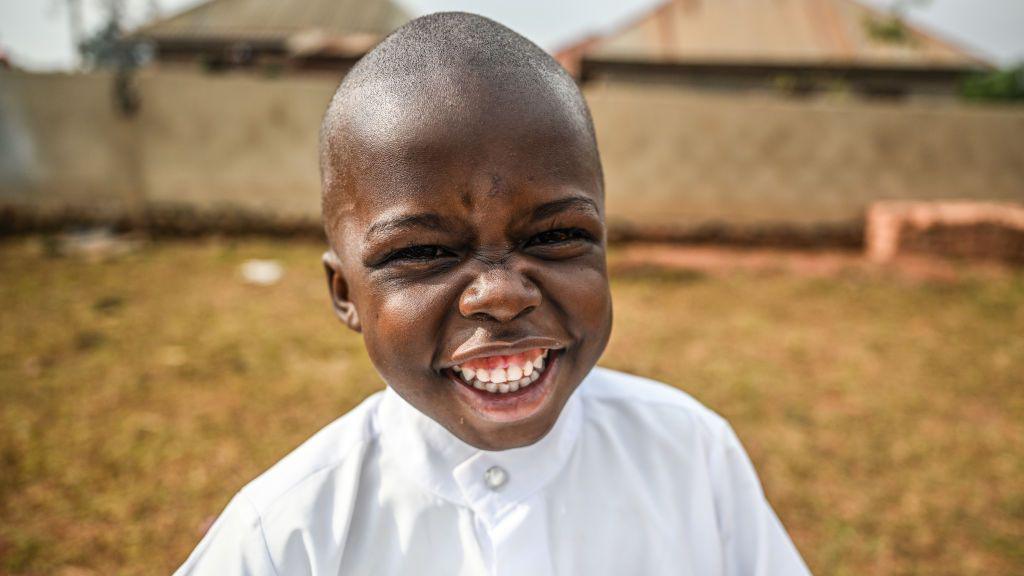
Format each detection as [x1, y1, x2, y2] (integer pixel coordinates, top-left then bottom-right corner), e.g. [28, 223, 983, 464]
[447, 351, 560, 424]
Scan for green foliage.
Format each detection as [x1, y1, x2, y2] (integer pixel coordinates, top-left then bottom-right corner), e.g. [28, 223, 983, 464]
[78, 19, 125, 69]
[961, 65, 1024, 102]
[862, 0, 931, 46]
[863, 14, 914, 45]
[76, 0, 151, 72]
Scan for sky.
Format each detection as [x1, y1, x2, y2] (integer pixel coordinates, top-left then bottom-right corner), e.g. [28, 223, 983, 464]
[0, 0, 1022, 71]
[859, 0, 1024, 64]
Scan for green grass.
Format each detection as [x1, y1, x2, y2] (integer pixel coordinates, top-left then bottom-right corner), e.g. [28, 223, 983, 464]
[1, 238, 1022, 575]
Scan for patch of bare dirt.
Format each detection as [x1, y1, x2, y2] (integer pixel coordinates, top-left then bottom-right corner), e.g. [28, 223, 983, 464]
[609, 244, 1018, 283]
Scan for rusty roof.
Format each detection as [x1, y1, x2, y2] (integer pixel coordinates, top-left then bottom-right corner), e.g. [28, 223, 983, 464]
[585, 0, 989, 69]
[132, 0, 409, 46]
[133, 0, 989, 70]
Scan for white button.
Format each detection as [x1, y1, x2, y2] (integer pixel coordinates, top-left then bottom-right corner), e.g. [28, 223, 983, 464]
[484, 466, 508, 490]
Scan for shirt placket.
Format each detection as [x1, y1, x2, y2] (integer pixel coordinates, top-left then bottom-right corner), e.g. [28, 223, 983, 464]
[453, 454, 554, 576]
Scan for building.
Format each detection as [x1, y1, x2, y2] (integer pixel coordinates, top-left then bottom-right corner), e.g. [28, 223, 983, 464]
[129, 0, 408, 73]
[133, 0, 988, 98]
[128, 0, 617, 75]
[579, 0, 990, 99]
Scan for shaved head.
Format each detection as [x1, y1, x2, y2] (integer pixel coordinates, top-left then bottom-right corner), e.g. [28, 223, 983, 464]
[318, 11, 602, 246]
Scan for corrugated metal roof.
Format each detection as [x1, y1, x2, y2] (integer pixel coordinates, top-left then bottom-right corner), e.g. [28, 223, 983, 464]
[133, 0, 409, 43]
[586, 0, 988, 68]
[134, 0, 987, 69]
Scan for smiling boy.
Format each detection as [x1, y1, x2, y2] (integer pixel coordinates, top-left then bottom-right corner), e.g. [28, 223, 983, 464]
[176, 12, 810, 576]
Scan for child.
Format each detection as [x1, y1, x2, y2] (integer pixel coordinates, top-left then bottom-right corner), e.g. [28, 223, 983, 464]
[176, 12, 811, 576]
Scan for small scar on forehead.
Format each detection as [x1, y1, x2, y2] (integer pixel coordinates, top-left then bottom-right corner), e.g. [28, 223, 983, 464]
[487, 174, 507, 197]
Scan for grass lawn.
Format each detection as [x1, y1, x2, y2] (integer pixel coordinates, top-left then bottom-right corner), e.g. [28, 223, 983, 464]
[1, 237, 1021, 575]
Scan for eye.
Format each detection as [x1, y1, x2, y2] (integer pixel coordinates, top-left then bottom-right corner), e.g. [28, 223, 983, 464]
[384, 245, 456, 264]
[526, 228, 594, 247]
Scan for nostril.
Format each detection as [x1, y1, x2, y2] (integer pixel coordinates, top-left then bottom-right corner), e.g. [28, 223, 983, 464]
[467, 305, 534, 324]
[513, 305, 537, 321]
[469, 312, 493, 323]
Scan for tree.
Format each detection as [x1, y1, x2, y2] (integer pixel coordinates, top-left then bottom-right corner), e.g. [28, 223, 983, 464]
[59, 0, 159, 70]
[73, 0, 156, 115]
[961, 65, 1024, 102]
[863, 0, 931, 46]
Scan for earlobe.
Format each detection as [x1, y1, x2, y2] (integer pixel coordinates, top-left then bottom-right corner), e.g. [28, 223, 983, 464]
[322, 250, 361, 333]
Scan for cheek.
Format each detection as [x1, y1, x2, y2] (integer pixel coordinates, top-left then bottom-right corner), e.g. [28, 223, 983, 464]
[542, 259, 612, 343]
[359, 281, 455, 378]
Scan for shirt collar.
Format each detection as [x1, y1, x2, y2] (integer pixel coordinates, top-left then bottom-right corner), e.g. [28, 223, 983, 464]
[376, 383, 583, 518]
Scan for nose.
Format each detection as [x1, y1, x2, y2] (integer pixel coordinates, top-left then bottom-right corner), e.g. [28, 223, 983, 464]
[459, 265, 541, 323]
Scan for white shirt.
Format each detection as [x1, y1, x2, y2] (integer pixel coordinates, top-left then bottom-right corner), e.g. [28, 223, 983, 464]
[175, 367, 811, 575]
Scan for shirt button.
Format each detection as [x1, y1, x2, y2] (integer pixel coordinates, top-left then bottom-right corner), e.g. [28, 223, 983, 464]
[484, 465, 508, 490]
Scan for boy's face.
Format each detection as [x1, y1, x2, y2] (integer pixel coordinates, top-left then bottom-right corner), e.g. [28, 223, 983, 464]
[323, 84, 611, 450]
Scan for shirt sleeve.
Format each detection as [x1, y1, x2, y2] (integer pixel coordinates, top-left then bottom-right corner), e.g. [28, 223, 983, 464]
[709, 423, 813, 576]
[173, 493, 280, 576]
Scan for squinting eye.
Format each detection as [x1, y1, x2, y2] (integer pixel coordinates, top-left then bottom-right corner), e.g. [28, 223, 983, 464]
[527, 228, 593, 247]
[386, 245, 454, 263]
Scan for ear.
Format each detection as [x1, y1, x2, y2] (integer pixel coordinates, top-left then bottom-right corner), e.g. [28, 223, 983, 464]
[322, 250, 361, 333]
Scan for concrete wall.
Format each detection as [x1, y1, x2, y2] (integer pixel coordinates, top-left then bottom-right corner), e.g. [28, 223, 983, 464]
[587, 82, 1024, 230]
[0, 69, 336, 221]
[0, 72, 140, 213]
[1, 70, 1022, 235]
[139, 71, 335, 218]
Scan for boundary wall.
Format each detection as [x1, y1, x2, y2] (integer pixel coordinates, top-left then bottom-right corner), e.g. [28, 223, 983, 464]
[2, 70, 1022, 240]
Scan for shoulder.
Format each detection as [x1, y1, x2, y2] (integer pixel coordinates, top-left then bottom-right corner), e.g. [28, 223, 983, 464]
[239, 390, 384, 517]
[580, 366, 732, 445]
[578, 366, 769, 505]
[175, 392, 385, 574]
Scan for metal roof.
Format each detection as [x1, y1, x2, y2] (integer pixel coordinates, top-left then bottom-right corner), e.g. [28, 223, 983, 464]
[585, 0, 989, 69]
[132, 0, 409, 45]
[133, 0, 988, 69]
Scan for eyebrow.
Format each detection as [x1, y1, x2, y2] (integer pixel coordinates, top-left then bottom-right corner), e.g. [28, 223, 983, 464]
[365, 213, 449, 243]
[363, 195, 600, 244]
[529, 196, 601, 222]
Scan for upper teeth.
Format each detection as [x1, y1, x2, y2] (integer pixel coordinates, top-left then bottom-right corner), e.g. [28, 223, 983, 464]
[455, 350, 549, 394]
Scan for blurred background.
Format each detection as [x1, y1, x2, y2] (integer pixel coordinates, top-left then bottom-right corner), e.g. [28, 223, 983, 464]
[0, 0, 1022, 574]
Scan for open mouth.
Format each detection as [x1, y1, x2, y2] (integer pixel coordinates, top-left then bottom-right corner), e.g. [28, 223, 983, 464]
[447, 348, 553, 396]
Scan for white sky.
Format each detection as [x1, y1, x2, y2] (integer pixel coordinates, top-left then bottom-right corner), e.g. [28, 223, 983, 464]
[859, 0, 1024, 64]
[1, 0, 1022, 71]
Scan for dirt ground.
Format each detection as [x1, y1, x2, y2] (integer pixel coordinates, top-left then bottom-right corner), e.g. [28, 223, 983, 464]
[1, 237, 1022, 575]
[609, 243, 1018, 282]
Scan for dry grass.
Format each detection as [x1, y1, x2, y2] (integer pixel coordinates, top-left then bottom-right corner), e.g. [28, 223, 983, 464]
[1, 237, 1021, 575]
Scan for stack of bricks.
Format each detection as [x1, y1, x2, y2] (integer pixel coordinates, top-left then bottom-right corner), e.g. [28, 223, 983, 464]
[866, 201, 1024, 264]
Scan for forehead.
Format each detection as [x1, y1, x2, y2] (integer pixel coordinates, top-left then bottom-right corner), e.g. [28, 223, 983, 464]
[327, 76, 601, 236]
